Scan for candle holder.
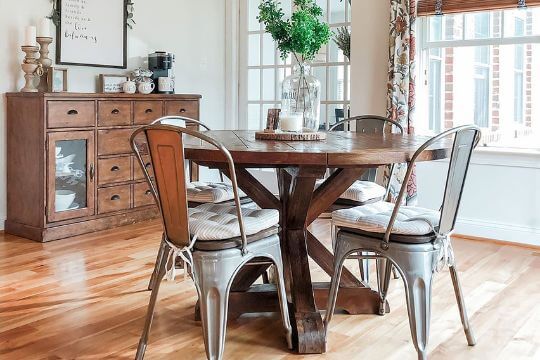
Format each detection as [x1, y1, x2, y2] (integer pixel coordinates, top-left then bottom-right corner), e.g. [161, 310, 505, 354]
[21, 46, 43, 93]
[37, 37, 53, 92]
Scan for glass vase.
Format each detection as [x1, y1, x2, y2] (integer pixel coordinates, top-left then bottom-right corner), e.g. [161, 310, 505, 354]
[281, 62, 321, 132]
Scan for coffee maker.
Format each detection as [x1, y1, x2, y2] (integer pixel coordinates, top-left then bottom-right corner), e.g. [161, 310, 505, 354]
[148, 51, 175, 94]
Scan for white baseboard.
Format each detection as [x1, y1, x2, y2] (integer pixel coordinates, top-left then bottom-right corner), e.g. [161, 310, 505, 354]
[0, 215, 5, 231]
[455, 217, 540, 246]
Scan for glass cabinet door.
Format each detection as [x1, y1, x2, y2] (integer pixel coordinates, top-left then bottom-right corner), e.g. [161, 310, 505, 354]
[47, 131, 95, 222]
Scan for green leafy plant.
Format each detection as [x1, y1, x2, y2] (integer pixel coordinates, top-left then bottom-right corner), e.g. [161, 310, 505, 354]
[258, 0, 331, 63]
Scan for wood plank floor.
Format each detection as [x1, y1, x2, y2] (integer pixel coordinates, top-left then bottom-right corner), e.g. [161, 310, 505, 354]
[1, 219, 539, 359]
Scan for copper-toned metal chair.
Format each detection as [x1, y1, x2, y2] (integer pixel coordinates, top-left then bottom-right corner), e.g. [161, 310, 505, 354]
[131, 124, 292, 360]
[325, 125, 481, 360]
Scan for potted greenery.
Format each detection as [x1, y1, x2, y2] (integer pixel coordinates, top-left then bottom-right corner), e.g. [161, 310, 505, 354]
[258, 0, 331, 132]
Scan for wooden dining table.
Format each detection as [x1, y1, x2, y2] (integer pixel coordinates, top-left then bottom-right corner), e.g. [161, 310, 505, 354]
[184, 130, 452, 354]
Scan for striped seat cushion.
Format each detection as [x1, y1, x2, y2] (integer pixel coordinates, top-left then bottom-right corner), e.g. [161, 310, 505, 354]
[316, 180, 386, 203]
[340, 181, 386, 203]
[189, 203, 279, 241]
[332, 201, 440, 236]
[187, 182, 247, 204]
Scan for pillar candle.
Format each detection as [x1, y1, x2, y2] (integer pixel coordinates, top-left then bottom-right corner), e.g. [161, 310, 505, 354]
[38, 18, 51, 38]
[280, 113, 303, 132]
[25, 26, 37, 46]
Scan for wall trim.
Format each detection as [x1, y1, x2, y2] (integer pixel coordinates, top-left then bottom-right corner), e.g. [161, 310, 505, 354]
[224, 0, 240, 130]
[455, 217, 540, 247]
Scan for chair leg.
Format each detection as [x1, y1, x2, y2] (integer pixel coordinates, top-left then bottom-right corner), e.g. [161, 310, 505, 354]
[398, 251, 436, 360]
[136, 243, 169, 360]
[273, 257, 293, 349]
[148, 234, 167, 291]
[376, 259, 392, 315]
[323, 240, 348, 341]
[358, 252, 370, 284]
[196, 260, 238, 360]
[449, 263, 476, 346]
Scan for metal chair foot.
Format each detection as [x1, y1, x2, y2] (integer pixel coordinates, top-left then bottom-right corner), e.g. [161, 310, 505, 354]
[135, 341, 147, 360]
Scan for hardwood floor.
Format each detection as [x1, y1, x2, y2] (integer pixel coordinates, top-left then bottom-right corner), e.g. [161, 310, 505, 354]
[1, 219, 539, 359]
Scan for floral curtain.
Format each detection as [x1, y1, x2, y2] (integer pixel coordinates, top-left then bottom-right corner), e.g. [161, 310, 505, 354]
[386, 0, 418, 205]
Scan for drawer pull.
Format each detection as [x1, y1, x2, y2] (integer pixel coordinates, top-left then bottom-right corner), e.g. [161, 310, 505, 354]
[179, 108, 186, 113]
[111, 195, 121, 201]
[110, 166, 120, 172]
[67, 109, 78, 115]
[111, 109, 120, 115]
[145, 190, 153, 196]
[145, 108, 153, 114]
[145, 162, 152, 169]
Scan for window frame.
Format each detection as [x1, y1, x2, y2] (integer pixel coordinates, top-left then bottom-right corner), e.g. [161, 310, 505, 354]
[417, 9, 540, 149]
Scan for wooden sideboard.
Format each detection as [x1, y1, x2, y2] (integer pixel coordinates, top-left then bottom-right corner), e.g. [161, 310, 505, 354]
[5, 92, 201, 242]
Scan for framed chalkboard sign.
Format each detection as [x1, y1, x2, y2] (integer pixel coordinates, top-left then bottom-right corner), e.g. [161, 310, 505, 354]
[56, 0, 127, 68]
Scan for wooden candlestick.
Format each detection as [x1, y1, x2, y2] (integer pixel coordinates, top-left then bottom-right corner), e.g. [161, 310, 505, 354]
[37, 37, 53, 92]
[21, 46, 43, 93]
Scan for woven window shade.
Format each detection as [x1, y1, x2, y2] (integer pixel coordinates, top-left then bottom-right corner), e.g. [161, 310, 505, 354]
[418, 0, 540, 16]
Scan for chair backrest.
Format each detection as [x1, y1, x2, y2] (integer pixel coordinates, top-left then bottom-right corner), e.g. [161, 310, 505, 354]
[130, 124, 248, 251]
[383, 125, 481, 243]
[151, 115, 212, 131]
[438, 127, 481, 235]
[330, 115, 404, 184]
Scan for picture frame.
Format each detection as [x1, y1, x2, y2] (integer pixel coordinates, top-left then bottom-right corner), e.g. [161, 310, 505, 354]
[99, 74, 128, 93]
[56, 0, 127, 68]
[47, 67, 68, 92]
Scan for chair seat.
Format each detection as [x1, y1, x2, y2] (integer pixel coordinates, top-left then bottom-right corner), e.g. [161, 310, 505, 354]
[316, 180, 386, 204]
[187, 182, 247, 204]
[189, 203, 279, 241]
[333, 201, 440, 240]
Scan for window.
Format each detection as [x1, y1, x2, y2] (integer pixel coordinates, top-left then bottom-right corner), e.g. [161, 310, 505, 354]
[240, 0, 351, 130]
[418, 8, 540, 149]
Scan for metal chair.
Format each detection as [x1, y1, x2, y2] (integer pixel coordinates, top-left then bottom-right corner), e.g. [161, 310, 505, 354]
[328, 115, 404, 283]
[138, 116, 252, 291]
[131, 124, 292, 360]
[324, 125, 481, 360]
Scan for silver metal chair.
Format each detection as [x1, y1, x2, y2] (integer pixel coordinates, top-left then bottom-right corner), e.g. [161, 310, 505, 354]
[131, 124, 292, 360]
[324, 125, 481, 360]
[329, 115, 404, 283]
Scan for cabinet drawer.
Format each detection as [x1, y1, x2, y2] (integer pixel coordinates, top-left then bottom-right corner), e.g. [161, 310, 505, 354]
[134, 101, 163, 125]
[98, 101, 132, 126]
[47, 101, 95, 128]
[98, 157, 131, 185]
[98, 185, 131, 214]
[133, 182, 155, 207]
[165, 100, 199, 119]
[133, 156, 153, 181]
[98, 129, 134, 156]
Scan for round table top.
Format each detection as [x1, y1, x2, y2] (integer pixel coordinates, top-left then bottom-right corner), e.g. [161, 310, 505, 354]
[184, 130, 452, 168]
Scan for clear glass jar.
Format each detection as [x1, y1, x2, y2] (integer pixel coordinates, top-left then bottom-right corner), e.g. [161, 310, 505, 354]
[281, 63, 321, 132]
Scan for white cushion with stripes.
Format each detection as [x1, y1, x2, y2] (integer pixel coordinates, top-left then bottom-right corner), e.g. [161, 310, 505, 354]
[316, 180, 386, 203]
[189, 203, 279, 240]
[332, 201, 440, 236]
[187, 182, 247, 204]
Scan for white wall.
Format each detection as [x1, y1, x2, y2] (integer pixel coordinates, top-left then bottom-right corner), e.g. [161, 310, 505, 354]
[0, 0, 226, 225]
[351, 1, 540, 246]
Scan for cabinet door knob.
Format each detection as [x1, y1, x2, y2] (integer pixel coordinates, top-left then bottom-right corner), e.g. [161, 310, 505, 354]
[111, 166, 120, 172]
[89, 164, 95, 181]
[179, 108, 186, 113]
[145, 190, 152, 195]
[145, 162, 152, 169]
[111, 195, 121, 201]
[67, 109, 78, 115]
[145, 108, 153, 114]
[111, 109, 120, 115]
